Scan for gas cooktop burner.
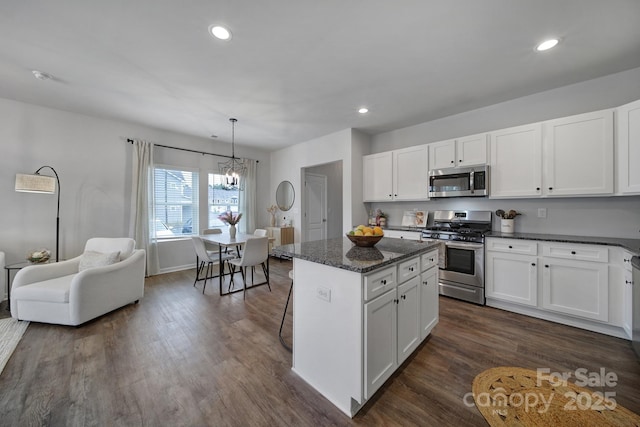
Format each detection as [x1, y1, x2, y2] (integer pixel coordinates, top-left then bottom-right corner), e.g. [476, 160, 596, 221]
[422, 210, 492, 243]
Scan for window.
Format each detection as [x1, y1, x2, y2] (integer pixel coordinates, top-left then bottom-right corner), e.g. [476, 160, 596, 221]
[208, 173, 239, 227]
[153, 166, 199, 238]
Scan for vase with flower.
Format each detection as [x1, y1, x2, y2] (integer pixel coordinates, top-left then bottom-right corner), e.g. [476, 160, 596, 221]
[218, 211, 243, 239]
[267, 205, 278, 227]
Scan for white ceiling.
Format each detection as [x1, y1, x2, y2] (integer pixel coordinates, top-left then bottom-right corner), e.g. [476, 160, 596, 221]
[1, 1, 640, 150]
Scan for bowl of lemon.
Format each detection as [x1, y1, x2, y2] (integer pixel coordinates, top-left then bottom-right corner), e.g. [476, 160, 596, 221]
[346, 225, 384, 247]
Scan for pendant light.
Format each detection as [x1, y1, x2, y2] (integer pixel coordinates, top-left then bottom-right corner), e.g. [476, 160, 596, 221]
[218, 118, 246, 190]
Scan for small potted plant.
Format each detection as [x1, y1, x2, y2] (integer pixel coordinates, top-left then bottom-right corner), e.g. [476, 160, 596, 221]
[375, 209, 387, 228]
[495, 209, 520, 234]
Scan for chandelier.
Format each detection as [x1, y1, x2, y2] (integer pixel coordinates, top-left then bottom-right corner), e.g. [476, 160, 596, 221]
[218, 117, 247, 190]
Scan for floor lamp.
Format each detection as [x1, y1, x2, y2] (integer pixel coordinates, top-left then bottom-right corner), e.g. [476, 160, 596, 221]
[15, 166, 61, 262]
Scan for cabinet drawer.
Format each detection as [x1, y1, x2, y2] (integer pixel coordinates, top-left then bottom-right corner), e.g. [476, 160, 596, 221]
[364, 266, 397, 301]
[421, 250, 438, 272]
[486, 238, 537, 255]
[542, 243, 608, 263]
[398, 256, 420, 283]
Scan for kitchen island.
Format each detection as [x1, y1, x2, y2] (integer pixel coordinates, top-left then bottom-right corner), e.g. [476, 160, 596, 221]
[273, 237, 440, 417]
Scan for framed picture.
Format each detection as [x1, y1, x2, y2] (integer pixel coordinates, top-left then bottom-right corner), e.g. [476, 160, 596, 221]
[401, 210, 427, 227]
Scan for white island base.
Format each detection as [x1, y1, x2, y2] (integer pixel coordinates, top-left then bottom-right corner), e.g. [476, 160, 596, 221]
[291, 245, 439, 417]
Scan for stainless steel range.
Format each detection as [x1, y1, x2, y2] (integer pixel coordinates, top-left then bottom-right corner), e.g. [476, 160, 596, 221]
[421, 210, 492, 305]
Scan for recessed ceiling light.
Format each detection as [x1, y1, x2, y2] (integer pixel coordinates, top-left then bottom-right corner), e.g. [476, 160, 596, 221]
[536, 38, 559, 52]
[32, 70, 53, 81]
[209, 25, 232, 41]
[358, 107, 369, 114]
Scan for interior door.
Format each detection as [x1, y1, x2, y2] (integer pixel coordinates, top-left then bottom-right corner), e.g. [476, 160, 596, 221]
[304, 173, 327, 242]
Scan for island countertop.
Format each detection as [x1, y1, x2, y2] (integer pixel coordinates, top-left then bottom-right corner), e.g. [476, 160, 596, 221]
[272, 237, 440, 274]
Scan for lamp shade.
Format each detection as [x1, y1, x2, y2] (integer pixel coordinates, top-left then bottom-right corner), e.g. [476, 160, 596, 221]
[15, 173, 57, 194]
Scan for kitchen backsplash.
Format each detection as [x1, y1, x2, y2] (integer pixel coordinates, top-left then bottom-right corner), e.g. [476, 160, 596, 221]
[368, 195, 640, 239]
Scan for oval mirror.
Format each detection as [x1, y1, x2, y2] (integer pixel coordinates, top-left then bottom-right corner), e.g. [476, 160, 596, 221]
[276, 180, 295, 211]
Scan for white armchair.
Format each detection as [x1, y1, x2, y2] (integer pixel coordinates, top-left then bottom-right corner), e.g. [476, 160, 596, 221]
[11, 238, 146, 326]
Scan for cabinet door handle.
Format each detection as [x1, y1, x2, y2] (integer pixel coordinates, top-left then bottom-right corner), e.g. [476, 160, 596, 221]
[458, 159, 462, 163]
[381, 279, 387, 285]
[450, 160, 454, 164]
[508, 245, 513, 249]
[536, 187, 541, 191]
[624, 258, 630, 263]
[423, 280, 428, 285]
[394, 299, 399, 304]
[548, 187, 553, 190]
[545, 265, 549, 268]
[626, 280, 633, 284]
[401, 294, 406, 300]
[408, 267, 414, 272]
[571, 251, 576, 255]
[531, 263, 536, 266]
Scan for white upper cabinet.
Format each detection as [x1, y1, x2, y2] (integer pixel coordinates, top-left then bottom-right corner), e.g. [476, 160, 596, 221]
[393, 145, 429, 200]
[428, 139, 456, 170]
[489, 123, 543, 198]
[457, 133, 489, 167]
[490, 110, 614, 199]
[543, 109, 614, 196]
[616, 99, 640, 194]
[363, 146, 428, 202]
[428, 134, 487, 170]
[363, 151, 393, 201]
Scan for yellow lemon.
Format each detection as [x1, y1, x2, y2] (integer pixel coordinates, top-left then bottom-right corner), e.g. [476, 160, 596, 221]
[373, 226, 383, 236]
[354, 230, 364, 236]
[364, 231, 373, 236]
[362, 226, 373, 234]
[356, 225, 366, 231]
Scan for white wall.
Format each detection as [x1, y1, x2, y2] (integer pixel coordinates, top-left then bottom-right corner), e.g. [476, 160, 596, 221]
[0, 97, 271, 279]
[270, 129, 370, 242]
[372, 67, 640, 152]
[367, 67, 640, 239]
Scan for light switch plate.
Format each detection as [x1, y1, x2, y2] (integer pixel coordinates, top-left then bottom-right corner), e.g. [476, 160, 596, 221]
[537, 208, 547, 218]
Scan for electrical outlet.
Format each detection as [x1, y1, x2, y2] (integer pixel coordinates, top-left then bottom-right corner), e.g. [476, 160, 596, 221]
[317, 287, 331, 302]
[538, 208, 547, 218]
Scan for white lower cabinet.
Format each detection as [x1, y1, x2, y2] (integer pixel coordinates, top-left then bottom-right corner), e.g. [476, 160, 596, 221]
[364, 288, 397, 399]
[622, 250, 634, 338]
[397, 277, 421, 364]
[485, 238, 627, 339]
[364, 254, 438, 400]
[486, 251, 538, 307]
[541, 257, 608, 322]
[420, 265, 438, 339]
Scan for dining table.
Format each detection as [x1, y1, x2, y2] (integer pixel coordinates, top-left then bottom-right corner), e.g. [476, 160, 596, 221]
[200, 232, 274, 296]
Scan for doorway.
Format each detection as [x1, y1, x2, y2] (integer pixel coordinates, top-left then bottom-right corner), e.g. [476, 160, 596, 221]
[302, 161, 343, 242]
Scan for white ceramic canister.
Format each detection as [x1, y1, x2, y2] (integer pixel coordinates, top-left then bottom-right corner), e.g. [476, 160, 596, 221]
[500, 219, 515, 234]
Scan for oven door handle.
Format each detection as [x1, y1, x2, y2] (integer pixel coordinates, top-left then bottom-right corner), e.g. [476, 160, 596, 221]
[444, 242, 484, 250]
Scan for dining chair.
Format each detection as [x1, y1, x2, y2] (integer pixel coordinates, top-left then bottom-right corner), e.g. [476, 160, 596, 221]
[227, 236, 270, 299]
[191, 236, 235, 294]
[254, 228, 268, 237]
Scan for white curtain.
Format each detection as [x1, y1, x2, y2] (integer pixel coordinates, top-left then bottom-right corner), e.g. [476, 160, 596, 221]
[129, 139, 160, 276]
[239, 159, 257, 234]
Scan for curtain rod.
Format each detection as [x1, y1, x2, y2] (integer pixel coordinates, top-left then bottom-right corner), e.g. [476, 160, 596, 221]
[126, 138, 258, 163]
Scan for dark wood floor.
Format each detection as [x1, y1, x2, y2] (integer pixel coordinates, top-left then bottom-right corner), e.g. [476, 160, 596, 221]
[1, 259, 639, 426]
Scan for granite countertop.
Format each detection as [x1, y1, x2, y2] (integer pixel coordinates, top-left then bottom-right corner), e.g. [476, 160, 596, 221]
[272, 237, 440, 274]
[486, 231, 640, 254]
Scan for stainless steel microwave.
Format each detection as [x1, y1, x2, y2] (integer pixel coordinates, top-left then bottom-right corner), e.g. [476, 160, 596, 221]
[428, 165, 489, 198]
